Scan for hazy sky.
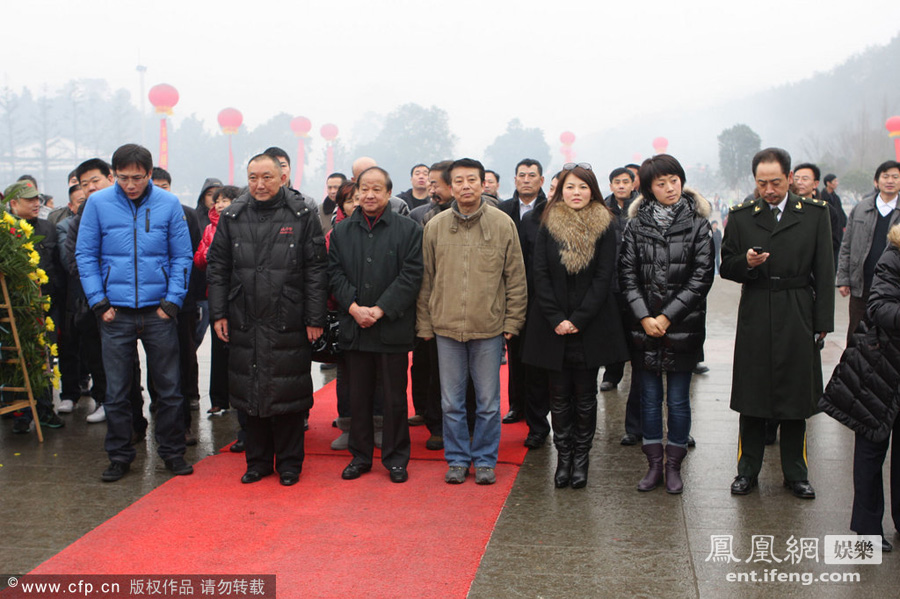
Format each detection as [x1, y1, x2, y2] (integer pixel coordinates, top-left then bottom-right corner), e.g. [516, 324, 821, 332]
[3, 0, 899, 159]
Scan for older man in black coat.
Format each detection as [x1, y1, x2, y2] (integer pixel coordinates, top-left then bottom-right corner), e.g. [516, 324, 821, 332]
[329, 167, 423, 483]
[207, 153, 328, 487]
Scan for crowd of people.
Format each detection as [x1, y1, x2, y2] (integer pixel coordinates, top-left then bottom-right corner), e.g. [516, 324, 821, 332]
[4, 143, 900, 549]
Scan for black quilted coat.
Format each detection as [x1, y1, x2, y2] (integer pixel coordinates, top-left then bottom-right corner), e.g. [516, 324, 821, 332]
[618, 189, 714, 373]
[206, 188, 328, 417]
[820, 228, 900, 443]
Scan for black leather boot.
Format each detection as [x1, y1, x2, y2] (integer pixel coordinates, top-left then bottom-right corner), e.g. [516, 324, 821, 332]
[550, 394, 574, 488]
[570, 392, 597, 489]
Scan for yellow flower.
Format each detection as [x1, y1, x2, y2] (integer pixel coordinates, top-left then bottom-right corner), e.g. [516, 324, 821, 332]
[37, 269, 48, 285]
[41, 297, 51, 312]
[22, 242, 34, 252]
[45, 316, 55, 332]
[29, 251, 40, 266]
[49, 343, 58, 357]
[37, 334, 46, 347]
[27, 271, 39, 282]
[3, 212, 15, 224]
[51, 365, 61, 389]
[19, 219, 33, 237]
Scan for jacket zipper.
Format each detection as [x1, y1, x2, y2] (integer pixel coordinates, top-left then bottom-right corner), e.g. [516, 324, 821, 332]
[133, 205, 139, 308]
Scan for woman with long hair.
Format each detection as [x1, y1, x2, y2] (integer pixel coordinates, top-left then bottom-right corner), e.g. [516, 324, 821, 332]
[619, 154, 714, 494]
[523, 164, 629, 488]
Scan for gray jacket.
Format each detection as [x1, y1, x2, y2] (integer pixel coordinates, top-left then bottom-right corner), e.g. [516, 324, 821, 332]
[836, 196, 900, 297]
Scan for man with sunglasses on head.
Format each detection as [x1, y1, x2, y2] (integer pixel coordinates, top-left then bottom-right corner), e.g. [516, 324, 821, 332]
[76, 144, 194, 483]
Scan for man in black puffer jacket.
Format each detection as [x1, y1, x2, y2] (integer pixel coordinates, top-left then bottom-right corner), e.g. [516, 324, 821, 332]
[207, 153, 328, 487]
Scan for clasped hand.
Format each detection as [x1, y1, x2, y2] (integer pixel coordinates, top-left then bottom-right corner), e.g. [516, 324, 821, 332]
[641, 315, 671, 338]
[350, 303, 384, 329]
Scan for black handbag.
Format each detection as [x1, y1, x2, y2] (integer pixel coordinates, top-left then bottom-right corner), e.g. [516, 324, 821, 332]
[311, 311, 342, 363]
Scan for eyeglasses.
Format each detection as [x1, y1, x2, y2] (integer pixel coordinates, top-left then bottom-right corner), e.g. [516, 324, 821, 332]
[115, 173, 147, 184]
[563, 163, 592, 171]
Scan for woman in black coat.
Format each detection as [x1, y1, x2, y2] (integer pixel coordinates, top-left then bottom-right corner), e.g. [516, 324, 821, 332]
[523, 164, 629, 489]
[619, 154, 714, 494]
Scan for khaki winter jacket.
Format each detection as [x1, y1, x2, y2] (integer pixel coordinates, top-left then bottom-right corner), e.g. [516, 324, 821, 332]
[417, 201, 527, 342]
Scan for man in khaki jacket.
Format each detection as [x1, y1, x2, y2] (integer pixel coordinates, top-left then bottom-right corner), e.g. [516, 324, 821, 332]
[417, 158, 527, 485]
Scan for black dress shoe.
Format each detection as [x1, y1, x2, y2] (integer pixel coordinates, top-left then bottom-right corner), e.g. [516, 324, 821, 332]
[502, 410, 523, 424]
[693, 363, 710, 375]
[280, 472, 300, 486]
[165, 457, 194, 476]
[241, 470, 272, 484]
[784, 479, 816, 499]
[101, 461, 130, 482]
[229, 440, 245, 453]
[620, 433, 641, 446]
[341, 462, 372, 480]
[882, 536, 893, 552]
[524, 433, 547, 449]
[687, 435, 696, 448]
[389, 466, 408, 483]
[599, 381, 616, 392]
[730, 475, 758, 495]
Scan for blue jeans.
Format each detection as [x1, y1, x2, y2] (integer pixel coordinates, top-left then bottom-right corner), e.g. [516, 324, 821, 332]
[435, 335, 503, 469]
[100, 309, 185, 463]
[639, 370, 692, 448]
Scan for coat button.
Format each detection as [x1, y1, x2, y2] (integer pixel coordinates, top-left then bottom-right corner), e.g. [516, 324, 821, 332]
[366, 257, 373, 263]
[368, 233, 374, 238]
[257, 266, 263, 272]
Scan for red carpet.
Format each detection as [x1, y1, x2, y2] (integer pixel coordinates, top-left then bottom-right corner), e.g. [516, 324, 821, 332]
[32, 366, 529, 599]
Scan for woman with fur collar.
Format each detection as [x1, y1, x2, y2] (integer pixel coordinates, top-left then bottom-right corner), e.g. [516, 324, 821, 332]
[523, 164, 629, 489]
[619, 154, 714, 494]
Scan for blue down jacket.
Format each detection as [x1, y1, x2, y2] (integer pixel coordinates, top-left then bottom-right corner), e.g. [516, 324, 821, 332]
[75, 181, 193, 310]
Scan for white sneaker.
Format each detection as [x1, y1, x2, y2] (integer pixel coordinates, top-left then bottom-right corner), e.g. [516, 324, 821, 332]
[57, 399, 75, 414]
[86, 404, 106, 423]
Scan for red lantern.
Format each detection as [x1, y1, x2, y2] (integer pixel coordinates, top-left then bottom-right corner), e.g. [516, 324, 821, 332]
[148, 84, 179, 170]
[218, 108, 243, 185]
[560, 131, 575, 145]
[321, 124, 339, 141]
[148, 83, 179, 115]
[218, 108, 243, 134]
[652, 136, 669, 154]
[291, 117, 312, 137]
[887, 116, 900, 161]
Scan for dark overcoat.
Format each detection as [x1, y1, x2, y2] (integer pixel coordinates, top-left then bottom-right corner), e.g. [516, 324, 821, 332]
[720, 192, 834, 419]
[522, 201, 629, 371]
[206, 189, 328, 417]
[328, 203, 423, 354]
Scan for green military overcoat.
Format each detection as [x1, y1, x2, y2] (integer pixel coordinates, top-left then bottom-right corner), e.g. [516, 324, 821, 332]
[720, 193, 835, 419]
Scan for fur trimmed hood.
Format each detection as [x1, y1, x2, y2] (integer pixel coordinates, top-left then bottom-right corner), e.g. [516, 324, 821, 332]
[543, 200, 613, 274]
[890, 224, 900, 249]
[627, 186, 711, 220]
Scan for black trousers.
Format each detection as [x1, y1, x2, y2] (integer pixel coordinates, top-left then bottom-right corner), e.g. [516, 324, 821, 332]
[75, 315, 106, 403]
[58, 310, 82, 401]
[851, 416, 900, 535]
[410, 338, 431, 417]
[245, 411, 305, 475]
[738, 415, 808, 481]
[602, 361, 625, 386]
[507, 334, 550, 437]
[346, 350, 411, 469]
[209, 327, 230, 410]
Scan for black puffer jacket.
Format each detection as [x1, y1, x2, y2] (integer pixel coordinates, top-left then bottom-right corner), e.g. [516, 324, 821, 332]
[820, 225, 900, 443]
[206, 188, 328, 417]
[618, 188, 714, 373]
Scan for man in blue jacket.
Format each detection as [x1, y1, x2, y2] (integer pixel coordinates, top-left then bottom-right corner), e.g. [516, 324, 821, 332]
[76, 144, 194, 482]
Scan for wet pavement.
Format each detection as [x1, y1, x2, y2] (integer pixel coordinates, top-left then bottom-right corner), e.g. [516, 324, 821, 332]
[1, 281, 898, 598]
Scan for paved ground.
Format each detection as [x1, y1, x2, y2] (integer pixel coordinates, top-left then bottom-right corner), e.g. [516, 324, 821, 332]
[1, 281, 898, 598]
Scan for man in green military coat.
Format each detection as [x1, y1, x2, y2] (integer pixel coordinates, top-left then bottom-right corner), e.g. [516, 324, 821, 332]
[720, 147, 834, 499]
